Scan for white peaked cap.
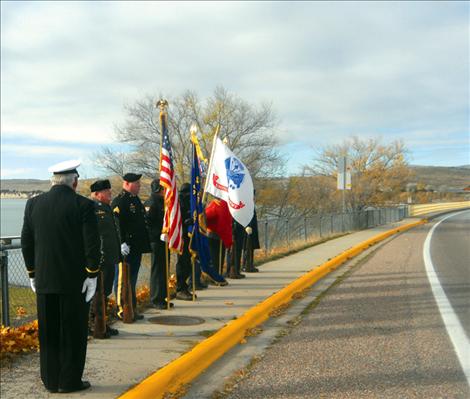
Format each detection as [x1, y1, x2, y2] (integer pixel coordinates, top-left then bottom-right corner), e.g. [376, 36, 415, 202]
[48, 159, 81, 174]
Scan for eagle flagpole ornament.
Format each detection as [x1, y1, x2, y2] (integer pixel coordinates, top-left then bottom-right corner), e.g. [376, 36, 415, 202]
[204, 136, 254, 227]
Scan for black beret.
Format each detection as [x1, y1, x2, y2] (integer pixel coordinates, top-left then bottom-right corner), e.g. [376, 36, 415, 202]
[123, 173, 142, 182]
[90, 179, 111, 193]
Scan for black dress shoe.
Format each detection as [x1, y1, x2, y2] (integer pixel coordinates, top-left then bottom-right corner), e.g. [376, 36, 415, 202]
[58, 381, 91, 393]
[106, 325, 119, 336]
[245, 267, 259, 273]
[153, 302, 174, 309]
[133, 314, 144, 321]
[176, 290, 194, 301]
[46, 387, 58, 393]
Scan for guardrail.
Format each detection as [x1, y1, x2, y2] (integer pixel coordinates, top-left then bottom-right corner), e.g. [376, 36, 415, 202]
[409, 201, 470, 216]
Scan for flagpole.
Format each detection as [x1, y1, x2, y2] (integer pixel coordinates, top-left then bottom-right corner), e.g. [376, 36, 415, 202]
[202, 124, 220, 205]
[218, 240, 223, 275]
[157, 99, 172, 310]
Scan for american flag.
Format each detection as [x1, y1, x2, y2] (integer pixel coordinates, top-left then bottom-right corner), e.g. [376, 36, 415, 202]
[159, 110, 183, 253]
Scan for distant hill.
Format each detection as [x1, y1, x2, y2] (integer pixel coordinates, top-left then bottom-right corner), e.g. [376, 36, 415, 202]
[409, 165, 469, 191]
[0, 179, 51, 192]
[1, 165, 468, 194]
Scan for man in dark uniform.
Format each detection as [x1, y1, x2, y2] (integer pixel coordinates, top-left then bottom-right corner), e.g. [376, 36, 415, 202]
[242, 209, 260, 273]
[112, 173, 151, 321]
[21, 160, 100, 393]
[227, 220, 246, 279]
[90, 179, 121, 336]
[144, 178, 174, 308]
[175, 183, 194, 300]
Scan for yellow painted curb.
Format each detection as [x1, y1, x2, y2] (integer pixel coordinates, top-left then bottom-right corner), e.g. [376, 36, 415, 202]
[119, 219, 426, 399]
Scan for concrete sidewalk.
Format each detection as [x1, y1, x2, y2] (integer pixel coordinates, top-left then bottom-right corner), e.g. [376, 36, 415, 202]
[0, 218, 420, 399]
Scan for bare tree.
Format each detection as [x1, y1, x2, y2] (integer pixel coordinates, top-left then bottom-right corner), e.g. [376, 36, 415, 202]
[95, 87, 283, 183]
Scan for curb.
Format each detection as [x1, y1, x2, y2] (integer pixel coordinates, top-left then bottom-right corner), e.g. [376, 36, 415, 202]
[119, 219, 426, 399]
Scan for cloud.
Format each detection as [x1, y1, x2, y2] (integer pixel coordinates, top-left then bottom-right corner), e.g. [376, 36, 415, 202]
[1, 168, 35, 179]
[1, 1, 468, 177]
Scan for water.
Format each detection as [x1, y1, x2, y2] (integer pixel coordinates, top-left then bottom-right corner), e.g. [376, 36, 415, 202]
[1, 199, 28, 286]
[1, 198, 27, 237]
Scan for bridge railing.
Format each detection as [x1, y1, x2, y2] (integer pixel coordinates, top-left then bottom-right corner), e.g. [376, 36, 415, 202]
[409, 201, 470, 216]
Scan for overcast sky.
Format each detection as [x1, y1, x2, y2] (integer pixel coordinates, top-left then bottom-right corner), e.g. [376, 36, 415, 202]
[1, 1, 469, 179]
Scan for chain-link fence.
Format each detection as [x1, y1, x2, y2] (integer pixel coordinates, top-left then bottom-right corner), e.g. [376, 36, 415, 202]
[0, 206, 408, 327]
[0, 237, 36, 327]
[259, 206, 408, 254]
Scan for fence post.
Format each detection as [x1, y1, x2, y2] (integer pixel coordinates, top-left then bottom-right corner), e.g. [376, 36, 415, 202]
[286, 219, 290, 247]
[304, 217, 307, 242]
[264, 220, 269, 256]
[1, 250, 10, 326]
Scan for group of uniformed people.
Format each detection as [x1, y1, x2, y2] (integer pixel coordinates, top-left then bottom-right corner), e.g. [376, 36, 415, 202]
[20, 159, 260, 393]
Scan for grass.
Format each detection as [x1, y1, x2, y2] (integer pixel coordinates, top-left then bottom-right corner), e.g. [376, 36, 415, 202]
[0, 285, 36, 326]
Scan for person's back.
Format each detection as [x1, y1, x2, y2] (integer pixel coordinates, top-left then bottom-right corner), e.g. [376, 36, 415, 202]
[23, 184, 100, 294]
[20, 160, 100, 394]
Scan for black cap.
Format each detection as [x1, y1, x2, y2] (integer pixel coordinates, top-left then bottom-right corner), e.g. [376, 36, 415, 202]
[123, 173, 142, 182]
[151, 178, 161, 193]
[90, 179, 111, 193]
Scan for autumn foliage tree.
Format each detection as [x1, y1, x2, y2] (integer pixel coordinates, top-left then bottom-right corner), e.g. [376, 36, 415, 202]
[303, 136, 412, 210]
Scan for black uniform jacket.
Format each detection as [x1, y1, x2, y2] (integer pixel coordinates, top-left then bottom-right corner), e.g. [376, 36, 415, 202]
[234, 210, 260, 250]
[94, 200, 121, 266]
[21, 185, 101, 294]
[111, 190, 151, 254]
[144, 193, 164, 244]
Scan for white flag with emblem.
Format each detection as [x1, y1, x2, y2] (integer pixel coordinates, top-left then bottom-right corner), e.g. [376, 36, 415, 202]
[204, 137, 254, 227]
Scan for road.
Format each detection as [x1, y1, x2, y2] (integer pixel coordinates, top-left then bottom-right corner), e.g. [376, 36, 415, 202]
[221, 212, 470, 398]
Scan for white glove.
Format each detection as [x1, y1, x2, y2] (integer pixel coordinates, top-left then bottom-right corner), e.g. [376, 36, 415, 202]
[82, 277, 97, 303]
[121, 242, 130, 256]
[160, 233, 168, 243]
[245, 226, 253, 235]
[29, 278, 36, 293]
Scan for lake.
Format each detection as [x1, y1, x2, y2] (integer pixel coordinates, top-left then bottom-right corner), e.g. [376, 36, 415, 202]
[1, 199, 28, 286]
[1, 198, 27, 237]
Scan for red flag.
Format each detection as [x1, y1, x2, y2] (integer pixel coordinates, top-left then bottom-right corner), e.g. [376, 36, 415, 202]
[205, 199, 233, 248]
[159, 110, 182, 253]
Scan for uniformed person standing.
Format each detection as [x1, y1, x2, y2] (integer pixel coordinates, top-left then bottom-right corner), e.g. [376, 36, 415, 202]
[112, 173, 151, 320]
[90, 179, 121, 336]
[144, 178, 174, 308]
[242, 209, 260, 273]
[21, 160, 100, 393]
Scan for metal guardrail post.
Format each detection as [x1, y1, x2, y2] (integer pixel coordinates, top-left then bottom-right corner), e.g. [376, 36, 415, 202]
[304, 217, 307, 242]
[264, 220, 268, 256]
[1, 250, 11, 326]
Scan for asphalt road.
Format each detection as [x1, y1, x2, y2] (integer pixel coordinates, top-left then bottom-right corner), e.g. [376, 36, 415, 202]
[223, 217, 470, 398]
[429, 210, 470, 338]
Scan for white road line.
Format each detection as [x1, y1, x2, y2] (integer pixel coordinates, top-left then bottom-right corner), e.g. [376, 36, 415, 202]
[423, 210, 470, 386]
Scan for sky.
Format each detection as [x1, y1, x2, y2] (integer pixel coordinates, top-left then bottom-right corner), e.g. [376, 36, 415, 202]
[1, 1, 469, 179]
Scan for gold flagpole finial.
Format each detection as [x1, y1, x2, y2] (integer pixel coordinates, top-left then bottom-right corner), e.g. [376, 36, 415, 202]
[190, 123, 198, 137]
[157, 99, 168, 112]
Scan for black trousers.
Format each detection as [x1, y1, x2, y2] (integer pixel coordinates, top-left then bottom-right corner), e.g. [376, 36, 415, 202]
[150, 241, 169, 304]
[176, 238, 192, 292]
[37, 293, 89, 391]
[208, 236, 226, 275]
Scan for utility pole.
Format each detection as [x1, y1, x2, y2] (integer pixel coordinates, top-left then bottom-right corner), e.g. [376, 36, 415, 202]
[337, 156, 352, 212]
